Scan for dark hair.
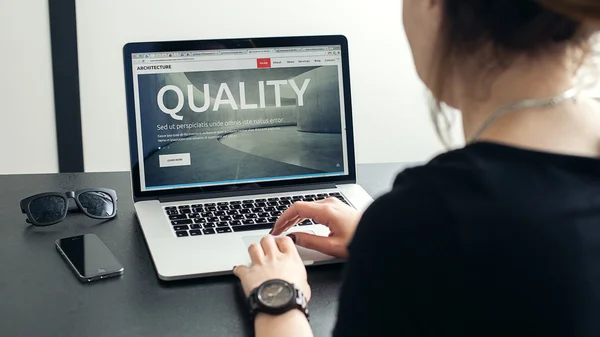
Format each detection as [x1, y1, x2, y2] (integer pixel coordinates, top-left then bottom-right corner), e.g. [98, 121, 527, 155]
[430, 0, 600, 146]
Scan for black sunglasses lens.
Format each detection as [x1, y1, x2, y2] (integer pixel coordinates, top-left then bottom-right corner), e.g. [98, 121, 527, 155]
[78, 191, 115, 217]
[28, 196, 67, 225]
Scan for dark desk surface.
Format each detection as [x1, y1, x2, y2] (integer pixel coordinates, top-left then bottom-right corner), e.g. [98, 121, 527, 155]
[0, 163, 410, 337]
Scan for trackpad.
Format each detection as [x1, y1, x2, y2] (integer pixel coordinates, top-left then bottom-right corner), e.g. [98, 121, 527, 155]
[242, 231, 334, 265]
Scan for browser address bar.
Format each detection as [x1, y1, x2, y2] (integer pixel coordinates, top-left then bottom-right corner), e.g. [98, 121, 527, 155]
[147, 52, 330, 63]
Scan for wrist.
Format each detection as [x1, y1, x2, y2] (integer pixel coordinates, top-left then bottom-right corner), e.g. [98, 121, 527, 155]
[254, 309, 309, 329]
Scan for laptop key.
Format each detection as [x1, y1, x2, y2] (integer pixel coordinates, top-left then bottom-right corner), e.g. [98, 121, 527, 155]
[245, 214, 258, 219]
[258, 212, 270, 218]
[303, 197, 315, 202]
[165, 206, 177, 211]
[272, 211, 283, 216]
[203, 228, 216, 235]
[230, 201, 242, 205]
[231, 204, 242, 210]
[171, 220, 192, 226]
[214, 211, 226, 216]
[317, 193, 328, 198]
[268, 217, 278, 222]
[217, 222, 229, 227]
[276, 205, 288, 211]
[169, 214, 187, 220]
[217, 202, 229, 206]
[232, 223, 274, 232]
[255, 218, 267, 224]
[207, 217, 220, 223]
[240, 209, 251, 214]
[176, 231, 189, 237]
[205, 203, 216, 207]
[191, 204, 203, 208]
[194, 218, 206, 224]
[226, 210, 239, 216]
[166, 210, 179, 215]
[201, 212, 213, 217]
[206, 206, 217, 212]
[255, 199, 267, 203]
[178, 205, 190, 209]
[216, 227, 232, 234]
[218, 206, 229, 211]
[174, 225, 190, 231]
[242, 200, 254, 204]
[252, 208, 263, 213]
[203, 223, 216, 228]
[233, 214, 245, 220]
[329, 192, 341, 197]
[219, 216, 231, 221]
[190, 224, 201, 229]
[189, 230, 202, 236]
[299, 220, 313, 226]
[264, 206, 276, 212]
[180, 208, 192, 214]
[267, 201, 279, 206]
[242, 204, 253, 209]
[279, 196, 291, 200]
[280, 200, 292, 205]
[231, 220, 243, 226]
[255, 202, 267, 208]
[242, 219, 255, 225]
[192, 207, 204, 213]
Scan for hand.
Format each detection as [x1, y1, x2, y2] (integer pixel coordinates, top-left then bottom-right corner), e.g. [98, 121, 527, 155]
[271, 197, 361, 259]
[233, 235, 311, 301]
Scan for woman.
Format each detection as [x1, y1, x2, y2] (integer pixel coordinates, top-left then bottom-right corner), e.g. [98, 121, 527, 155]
[234, 0, 600, 336]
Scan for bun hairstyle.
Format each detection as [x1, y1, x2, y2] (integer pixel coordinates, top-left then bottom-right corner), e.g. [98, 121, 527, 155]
[430, 0, 600, 147]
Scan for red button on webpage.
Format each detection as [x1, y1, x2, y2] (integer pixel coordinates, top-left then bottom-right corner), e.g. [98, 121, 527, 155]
[257, 58, 271, 68]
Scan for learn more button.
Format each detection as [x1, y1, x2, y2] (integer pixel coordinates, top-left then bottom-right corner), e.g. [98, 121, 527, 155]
[159, 153, 191, 168]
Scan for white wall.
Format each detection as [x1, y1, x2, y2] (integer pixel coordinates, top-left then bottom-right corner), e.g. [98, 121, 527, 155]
[76, 0, 446, 172]
[0, 0, 58, 174]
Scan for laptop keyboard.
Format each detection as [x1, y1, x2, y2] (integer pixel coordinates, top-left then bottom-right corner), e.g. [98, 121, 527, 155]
[163, 192, 349, 238]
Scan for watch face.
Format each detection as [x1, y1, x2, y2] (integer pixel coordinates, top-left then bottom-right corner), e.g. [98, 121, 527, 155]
[258, 281, 294, 308]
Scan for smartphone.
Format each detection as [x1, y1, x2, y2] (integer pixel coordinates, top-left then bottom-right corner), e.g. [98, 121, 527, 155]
[55, 234, 124, 282]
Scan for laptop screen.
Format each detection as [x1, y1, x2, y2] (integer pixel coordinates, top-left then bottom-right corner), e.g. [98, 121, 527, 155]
[130, 45, 349, 192]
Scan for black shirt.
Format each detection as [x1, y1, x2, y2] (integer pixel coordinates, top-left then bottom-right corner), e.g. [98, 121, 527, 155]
[333, 142, 600, 337]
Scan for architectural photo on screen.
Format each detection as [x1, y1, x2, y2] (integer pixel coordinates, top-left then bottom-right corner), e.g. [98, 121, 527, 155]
[137, 66, 345, 188]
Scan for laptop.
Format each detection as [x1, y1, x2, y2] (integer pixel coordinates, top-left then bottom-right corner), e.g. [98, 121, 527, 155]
[122, 35, 373, 280]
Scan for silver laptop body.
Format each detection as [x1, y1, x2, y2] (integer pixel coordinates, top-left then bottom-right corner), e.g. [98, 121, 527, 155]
[123, 35, 373, 280]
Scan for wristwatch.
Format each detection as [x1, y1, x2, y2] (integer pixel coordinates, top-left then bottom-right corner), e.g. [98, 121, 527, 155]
[248, 279, 309, 321]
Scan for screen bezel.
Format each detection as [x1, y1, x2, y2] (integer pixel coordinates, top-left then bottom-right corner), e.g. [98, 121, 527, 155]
[123, 35, 356, 200]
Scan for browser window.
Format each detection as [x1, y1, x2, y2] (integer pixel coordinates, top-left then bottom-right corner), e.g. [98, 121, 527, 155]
[131, 45, 348, 192]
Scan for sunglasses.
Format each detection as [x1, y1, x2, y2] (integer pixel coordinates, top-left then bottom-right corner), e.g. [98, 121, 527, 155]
[20, 188, 118, 226]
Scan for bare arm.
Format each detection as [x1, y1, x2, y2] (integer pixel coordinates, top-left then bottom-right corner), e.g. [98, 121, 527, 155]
[255, 311, 313, 337]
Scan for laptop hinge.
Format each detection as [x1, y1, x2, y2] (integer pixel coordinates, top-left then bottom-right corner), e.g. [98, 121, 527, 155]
[156, 182, 339, 203]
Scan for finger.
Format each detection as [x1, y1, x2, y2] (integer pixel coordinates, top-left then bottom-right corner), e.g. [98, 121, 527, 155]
[272, 202, 336, 235]
[248, 242, 265, 263]
[260, 235, 280, 257]
[292, 232, 341, 257]
[233, 265, 249, 278]
[275, 235, 297, 255]
[271, 208, 302, 235]
[316, 197, 339, 204]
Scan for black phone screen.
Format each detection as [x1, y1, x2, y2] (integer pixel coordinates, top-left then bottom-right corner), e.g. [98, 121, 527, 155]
[56, 234, 123, 279]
